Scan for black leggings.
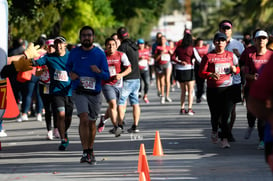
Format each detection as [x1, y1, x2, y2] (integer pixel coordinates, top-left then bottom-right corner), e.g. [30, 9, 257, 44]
[207, 87, 234, 139]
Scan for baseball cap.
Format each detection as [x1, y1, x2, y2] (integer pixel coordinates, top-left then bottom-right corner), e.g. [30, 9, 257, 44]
[137, 39, 145, 44]
[254, 30, 268, 38]
[214, 32, 227, 41]
[46, 39, 54, 46]
[117, 27, 129, 38]
[54, 36, 66, 44]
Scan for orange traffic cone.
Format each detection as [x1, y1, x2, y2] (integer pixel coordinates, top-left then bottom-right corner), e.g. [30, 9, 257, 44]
[141, 154, 150, 181]
[139, 171, 146, 181]
[3, 78, 20, 119]
[138, 144, 146, 172]
[153, 131, 164, 156]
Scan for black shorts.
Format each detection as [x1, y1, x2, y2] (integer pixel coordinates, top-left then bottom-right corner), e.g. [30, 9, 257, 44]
[51, 95, 74, 117]
[176, 69, 195, 82]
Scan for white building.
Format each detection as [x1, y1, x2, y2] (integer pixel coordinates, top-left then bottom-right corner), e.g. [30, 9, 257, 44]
[150, 10, 192, 42]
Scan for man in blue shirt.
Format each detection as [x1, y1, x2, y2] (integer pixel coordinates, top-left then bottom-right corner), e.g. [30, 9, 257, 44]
[67, 26, 110, 165]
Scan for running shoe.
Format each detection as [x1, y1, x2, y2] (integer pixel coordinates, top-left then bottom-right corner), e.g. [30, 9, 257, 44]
[47, 130, 53, 140]
[97, 114, 105, 133]
[165, 96, 172, 102]
[109, 127, 116, 134]
[80, 152, 91, 163]
[21, 114, 28, 121]
[179, 109, 186, 115]
[211, 132, 218, 144]
[89, 152, 96, 165]
[127, 126, 140, 133]
[58, 139, 69, 151]
[257, 141, 265, 150]
[244, 127, 254, 139]
[160, 96, 165, 104]
[36, 113, 42, 122]
[143, 97, 150, 104]
[196, 98, 201, 103]
[115, 127, 123, 137]
[53, 128, 60, 138]
[0, 130, 7, 137]
[187, 109, 195, 116]
[221, 139, 231, 148]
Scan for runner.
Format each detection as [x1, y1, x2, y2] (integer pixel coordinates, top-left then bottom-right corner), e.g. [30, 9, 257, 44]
[154, 35, 172, 104]
[240, 30, 272, 149]
[171, 33, 201, 115]
[97, 37, 131, 136]
[199, 32, 240, 148]
[67, 26, 110, 164]
[33, 36, 73, 151]
[137, 39, 151, 103]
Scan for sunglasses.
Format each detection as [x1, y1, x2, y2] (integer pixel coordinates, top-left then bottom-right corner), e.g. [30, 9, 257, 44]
[221, 26, 231, 30]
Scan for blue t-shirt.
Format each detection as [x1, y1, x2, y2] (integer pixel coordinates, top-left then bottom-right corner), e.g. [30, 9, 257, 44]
[35, 51, 72, 96]
[66, 46, 110, 93]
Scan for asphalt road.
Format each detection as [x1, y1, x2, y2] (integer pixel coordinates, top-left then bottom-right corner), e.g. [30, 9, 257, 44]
[0, 83, 272, 181]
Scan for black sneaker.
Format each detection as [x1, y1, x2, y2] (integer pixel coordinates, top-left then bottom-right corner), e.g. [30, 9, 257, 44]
[89, 152, 96, 165]
[109, 127, 116, 134]
[58, 139, 69, 151]
[127, 126, 140, 133]
[80, 153, 91, 163]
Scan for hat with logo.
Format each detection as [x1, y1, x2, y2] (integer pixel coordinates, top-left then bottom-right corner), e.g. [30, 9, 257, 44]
[254, 30, 268, 39]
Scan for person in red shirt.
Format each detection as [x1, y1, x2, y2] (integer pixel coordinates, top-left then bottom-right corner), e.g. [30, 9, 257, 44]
[154, 35, 173, 104]
[241, 30, 273, 150]
[138, 39, 150, 103]
[171, 33, 200, 115]
[199, 32, 239, 148]
[97, 37, 131, 136]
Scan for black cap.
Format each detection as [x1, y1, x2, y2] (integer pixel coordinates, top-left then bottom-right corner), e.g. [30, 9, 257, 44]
[117, 27, 129, 39]
[214, 32, 227, 41]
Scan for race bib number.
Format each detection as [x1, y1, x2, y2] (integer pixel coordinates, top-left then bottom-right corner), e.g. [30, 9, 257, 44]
[139, 59, 148, 67]
[80, 77, 96, 90]
[0, 80, 7, 109]
[54, 70, 68, 82]
[109, 66, 117, 77]
[161, 54, 170, 61]
[215, 63, 231, 75]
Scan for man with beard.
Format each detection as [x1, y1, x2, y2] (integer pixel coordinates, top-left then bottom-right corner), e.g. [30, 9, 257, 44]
[32, 36, 73, 151]
[67, 26, 110, 165]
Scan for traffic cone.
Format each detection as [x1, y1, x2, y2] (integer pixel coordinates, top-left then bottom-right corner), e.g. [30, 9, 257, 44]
[153, 131, 164, 156]
[138, 144, 146, 172]
[3, 78, 20, 119]
[139, 171, 146, 181]
[141, 154, 150, 181]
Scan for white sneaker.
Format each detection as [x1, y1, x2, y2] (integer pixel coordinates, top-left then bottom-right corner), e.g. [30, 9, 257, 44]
[160, 96, 165, 104]
[0, 130, 7, 137]
[36, 113, 42, 122]
[16, 117, 22, 122]
[21, 114, 28, 121]
[47, 130, 53, 140]
[165, 96, 172, 102]
[53, 128, 60, 138]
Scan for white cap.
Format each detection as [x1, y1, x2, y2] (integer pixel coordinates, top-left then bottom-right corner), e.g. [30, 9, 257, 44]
[255, 30, 268, 38]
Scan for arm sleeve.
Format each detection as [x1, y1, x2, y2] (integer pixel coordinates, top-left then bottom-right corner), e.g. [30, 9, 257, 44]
[198, 55, 211, 79]
[193, 48, 202, 63]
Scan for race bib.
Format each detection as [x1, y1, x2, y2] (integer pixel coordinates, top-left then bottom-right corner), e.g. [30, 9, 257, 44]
[80, 77, 96, 90]
[43, 85, 50, 94]
[138, 59, 148, 67]
[161, 54, 170, 61]
[0, 80, 7, 109]
[109, 66, 117, 77]
[54, 70, 68, 82]
[215, 63, 231, 75]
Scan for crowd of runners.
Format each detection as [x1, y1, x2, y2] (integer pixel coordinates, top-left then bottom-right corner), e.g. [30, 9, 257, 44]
[1, 19, 273, 169]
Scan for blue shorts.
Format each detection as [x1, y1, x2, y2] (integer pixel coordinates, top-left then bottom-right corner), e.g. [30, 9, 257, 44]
[119, 79, 140, 105]
[102, 84, 121, 102]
